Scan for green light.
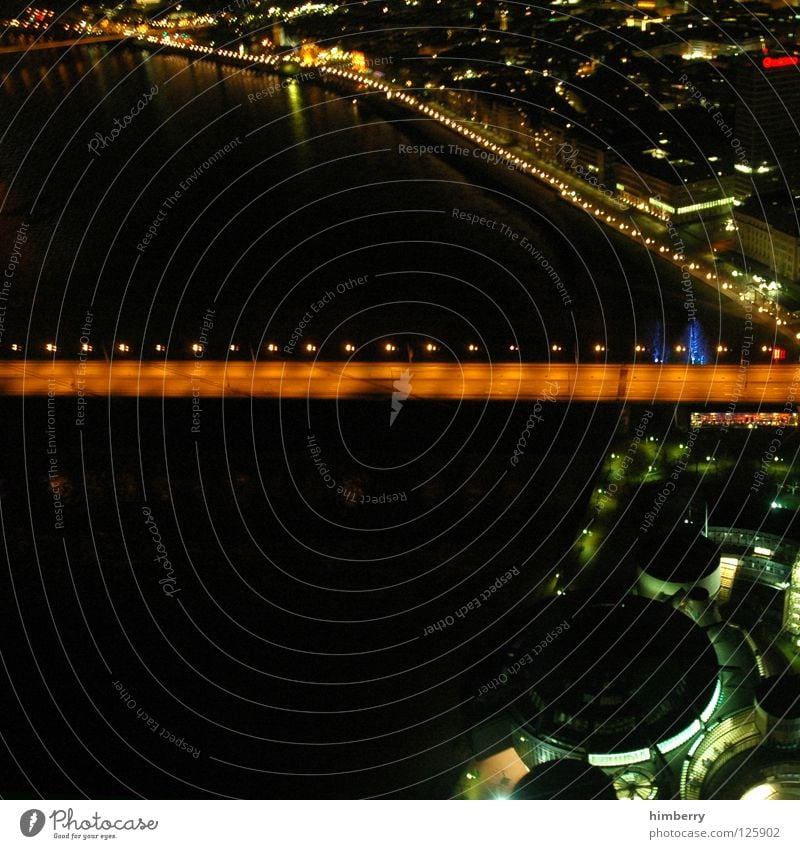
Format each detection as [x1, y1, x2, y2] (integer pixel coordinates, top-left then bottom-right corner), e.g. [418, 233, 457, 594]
[701, 680, 723, 724]
[675, 197, 734, 215]
[657, 719, 701, 755]
[589, 748, 650, 767]
[649, 197, 676, 214]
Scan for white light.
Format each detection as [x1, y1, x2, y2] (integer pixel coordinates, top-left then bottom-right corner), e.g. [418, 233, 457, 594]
[700, 680, 723, 724]
[657, 719, 702, 755]
[741, 783, 781, 801]
[588, 749, 650, 767]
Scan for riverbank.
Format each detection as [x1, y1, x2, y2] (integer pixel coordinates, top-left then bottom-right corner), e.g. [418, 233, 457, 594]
[136, 35, 793, 349]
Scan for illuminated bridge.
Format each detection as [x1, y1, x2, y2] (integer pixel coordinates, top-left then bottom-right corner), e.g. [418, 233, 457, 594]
[1, 362, 799, 402]
[0, 35, 124, 54]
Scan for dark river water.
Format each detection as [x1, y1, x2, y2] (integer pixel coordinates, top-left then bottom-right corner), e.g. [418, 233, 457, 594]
[0, 44, 789, 799]
[0, 42, 775, 359]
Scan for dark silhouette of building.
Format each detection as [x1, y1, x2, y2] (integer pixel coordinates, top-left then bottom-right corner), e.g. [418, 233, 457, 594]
[735, 55, 800, 194]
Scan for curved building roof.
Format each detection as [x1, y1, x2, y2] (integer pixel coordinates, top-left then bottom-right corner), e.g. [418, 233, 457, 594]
[637, 529, 720, 584]
[509, 595, 719, 755]
[510, 760, 616, 800]
[756, 675, 800, 721]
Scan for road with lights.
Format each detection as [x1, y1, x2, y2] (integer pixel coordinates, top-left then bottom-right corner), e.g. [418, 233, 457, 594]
[2, 361, 798, 403]
[138, 35, 797, 341]
[0, 35, 123, 54]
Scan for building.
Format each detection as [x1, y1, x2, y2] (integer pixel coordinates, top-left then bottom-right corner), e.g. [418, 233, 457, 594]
[542, 121, 611, 184]
[733, 193, 800, 283]
[682, 674, 800, 799]
[434, 88, 522, 145]
[613, 146, 736, 222]
[510, 760, 616, 800]
[785, 551, 800, 646]
[635, 530, 721, 610]
[735, 55, 800, 193]
[505, 596, 721, 777]
[703, 526, 796, 608]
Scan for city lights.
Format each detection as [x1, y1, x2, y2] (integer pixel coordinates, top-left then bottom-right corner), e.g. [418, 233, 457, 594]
[5, 0, 800, 816]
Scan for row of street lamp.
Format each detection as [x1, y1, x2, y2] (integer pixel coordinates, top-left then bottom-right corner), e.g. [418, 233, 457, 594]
[5, 339, 791, 359]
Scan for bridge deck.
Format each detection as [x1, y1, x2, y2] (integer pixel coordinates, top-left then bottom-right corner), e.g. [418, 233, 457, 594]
[0, 35, 123, 54]
[0, 361, 798, 402]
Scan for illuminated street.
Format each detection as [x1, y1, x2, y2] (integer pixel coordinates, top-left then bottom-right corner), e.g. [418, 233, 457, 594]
[0, 34, 122, 53]
[2, 360, 799, 402]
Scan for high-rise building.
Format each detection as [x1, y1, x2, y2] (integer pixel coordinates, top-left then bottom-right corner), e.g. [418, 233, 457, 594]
[784, 554, 800, 646]
[735, 55, 800, 194]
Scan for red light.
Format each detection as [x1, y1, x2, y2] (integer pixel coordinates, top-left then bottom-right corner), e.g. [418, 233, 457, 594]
[773, 347, 786, 360]
[763, 56, 799, 69]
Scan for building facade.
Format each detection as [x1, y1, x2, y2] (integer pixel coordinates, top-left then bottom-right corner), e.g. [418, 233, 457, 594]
[733, 194, 800, 282]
